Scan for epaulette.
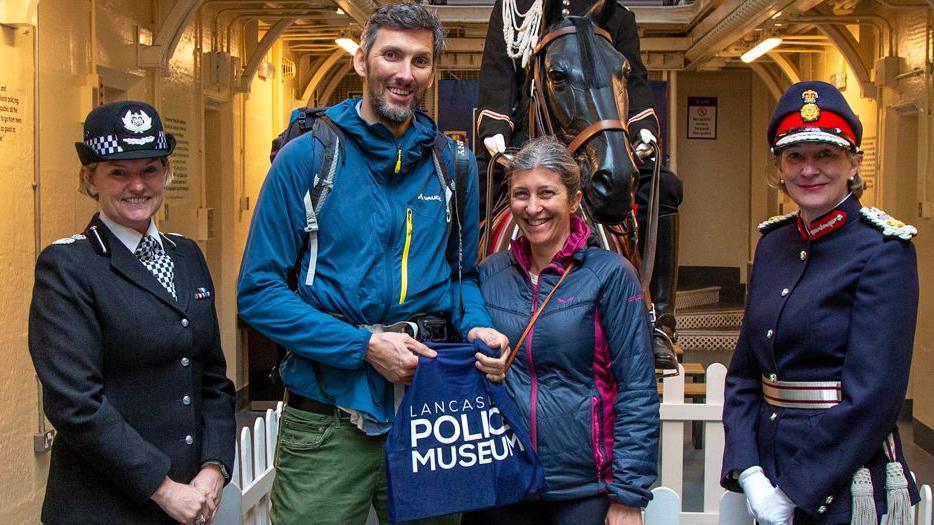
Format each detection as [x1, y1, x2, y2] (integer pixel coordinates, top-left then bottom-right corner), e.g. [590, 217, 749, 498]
[51, 234, 86, 245]
[757, 212, 797, 235]
[860, 207, 917, 240]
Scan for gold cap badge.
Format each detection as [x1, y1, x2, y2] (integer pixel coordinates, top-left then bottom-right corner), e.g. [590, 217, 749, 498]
[800, 89, 820, 122]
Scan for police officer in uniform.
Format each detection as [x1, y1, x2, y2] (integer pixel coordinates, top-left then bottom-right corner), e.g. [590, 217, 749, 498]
[477, 0, 682, 369]
[29, 101, 236, 525]
[721, 81, 919, 525]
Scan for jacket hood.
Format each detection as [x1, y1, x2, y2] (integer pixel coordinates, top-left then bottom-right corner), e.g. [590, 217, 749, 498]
[325, 99, 440, 178]
[511, 214, 591, 273]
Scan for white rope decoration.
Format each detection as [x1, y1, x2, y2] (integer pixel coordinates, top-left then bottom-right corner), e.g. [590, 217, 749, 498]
[502, 0, 543, 69]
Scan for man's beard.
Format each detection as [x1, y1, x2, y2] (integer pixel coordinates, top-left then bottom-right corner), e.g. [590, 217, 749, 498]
[367, 76, 423, 124]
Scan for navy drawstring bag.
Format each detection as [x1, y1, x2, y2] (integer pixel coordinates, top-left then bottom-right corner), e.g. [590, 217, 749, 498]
[386, 341, 546, 523]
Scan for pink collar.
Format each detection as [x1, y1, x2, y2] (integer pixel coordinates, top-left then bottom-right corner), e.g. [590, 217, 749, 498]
[510, 215, 591, 273]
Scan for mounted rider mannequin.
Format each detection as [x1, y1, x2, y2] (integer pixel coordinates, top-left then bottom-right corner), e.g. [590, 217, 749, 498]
[476, 0, 683, 368]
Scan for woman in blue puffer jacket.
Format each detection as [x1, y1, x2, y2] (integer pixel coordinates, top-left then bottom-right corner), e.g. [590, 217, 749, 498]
[467, 136, 659, 525]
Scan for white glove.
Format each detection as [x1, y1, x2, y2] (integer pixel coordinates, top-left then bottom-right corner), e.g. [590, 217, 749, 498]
[634, 128, 657, 159]
[739, 466, 796, 525]
[483, 134, 506, 157]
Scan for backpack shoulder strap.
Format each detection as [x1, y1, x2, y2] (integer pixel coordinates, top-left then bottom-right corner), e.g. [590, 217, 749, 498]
[309, 114, 344, 210]
[431, 135, 468, 230]
[432, 134, 471, 319]
[452, 140, 469, 228]
[296, 113, 344, 288]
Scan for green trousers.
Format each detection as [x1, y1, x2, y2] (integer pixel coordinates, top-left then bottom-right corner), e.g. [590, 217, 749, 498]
[270, 406, 461, 525]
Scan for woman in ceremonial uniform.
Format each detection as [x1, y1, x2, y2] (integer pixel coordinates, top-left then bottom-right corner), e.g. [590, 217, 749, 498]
[721, 81, 920, 525]
[28, 101, 236, 525]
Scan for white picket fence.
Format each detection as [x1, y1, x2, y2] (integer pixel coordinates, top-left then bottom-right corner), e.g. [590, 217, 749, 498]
[214, 365, 933, 525]
[215, 404, 282, 525]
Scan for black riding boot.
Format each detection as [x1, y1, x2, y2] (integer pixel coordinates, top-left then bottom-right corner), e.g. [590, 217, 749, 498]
[638, 212, 680, 371]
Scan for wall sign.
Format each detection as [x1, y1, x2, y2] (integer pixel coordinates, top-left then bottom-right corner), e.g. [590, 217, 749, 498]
[0, 84, 24, 144]
[687, 96, 717, 140]
[163, 116, 189, 200]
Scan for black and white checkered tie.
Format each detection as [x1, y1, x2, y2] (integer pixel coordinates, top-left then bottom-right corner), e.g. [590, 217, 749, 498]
[135, 235, 176, 300]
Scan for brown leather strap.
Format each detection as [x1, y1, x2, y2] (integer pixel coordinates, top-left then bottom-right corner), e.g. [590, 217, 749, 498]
[532, 54, 555, 136]
[504, 261, 576, 371]
[566, 119, 629, 153]
[534, 25, 613, 55]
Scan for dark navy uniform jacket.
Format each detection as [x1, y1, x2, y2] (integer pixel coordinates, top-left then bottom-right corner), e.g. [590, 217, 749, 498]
[721, 196, 919, 524]
[29, 215, 236, 525]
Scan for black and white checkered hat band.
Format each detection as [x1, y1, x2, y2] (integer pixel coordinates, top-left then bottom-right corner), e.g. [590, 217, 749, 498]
[86, 134, 124, 156]
[156, 131, 167, 149]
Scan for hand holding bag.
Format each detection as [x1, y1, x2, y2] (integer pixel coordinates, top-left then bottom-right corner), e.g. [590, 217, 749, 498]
[385, 340, 546, 523]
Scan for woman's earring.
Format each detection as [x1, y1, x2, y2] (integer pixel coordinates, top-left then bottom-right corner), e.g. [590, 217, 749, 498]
[848, 176, 855, 182]
[779, 178, 785, 186]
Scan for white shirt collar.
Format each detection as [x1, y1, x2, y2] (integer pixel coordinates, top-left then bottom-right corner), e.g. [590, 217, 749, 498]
[97, 212, 163, 253]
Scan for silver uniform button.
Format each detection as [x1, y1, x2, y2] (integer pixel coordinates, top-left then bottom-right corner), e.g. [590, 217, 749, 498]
[766, 329, 774, 339]
[769, 373, 777, 381]
[818, 506, 827, 514]
[825, 496, 833, 504]
[182, 395, 192, 406]
[185, 435, 193, 445]
[781, 288, 790, 297]
[770, 413, 777, 421]
[800, 250, 807, 261]
[181, 357, 190, 367]
[181, 318, 189, 327]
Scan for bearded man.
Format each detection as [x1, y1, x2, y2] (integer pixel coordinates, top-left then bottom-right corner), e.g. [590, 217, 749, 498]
[237, 3, 508, 524]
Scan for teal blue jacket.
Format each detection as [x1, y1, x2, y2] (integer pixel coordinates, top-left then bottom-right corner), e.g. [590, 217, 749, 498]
[237, 99, 492, 422]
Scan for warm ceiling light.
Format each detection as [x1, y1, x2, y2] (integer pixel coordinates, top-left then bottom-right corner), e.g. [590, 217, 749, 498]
[336, 7, 345, 15]
[741, 37, 782, 63]
[335, 37, 359, 55]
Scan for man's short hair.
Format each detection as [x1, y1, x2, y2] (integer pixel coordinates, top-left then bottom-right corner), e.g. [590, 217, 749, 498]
[360, 3, 446, 62]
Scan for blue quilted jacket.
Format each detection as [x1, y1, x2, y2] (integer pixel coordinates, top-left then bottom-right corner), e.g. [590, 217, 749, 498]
[479, 216, 659, 506]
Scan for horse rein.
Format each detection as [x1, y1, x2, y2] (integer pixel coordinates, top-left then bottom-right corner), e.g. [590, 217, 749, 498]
[483, 151, 507, 258]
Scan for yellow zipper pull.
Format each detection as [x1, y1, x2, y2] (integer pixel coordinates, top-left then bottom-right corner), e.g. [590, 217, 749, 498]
[399, 208, 413, 304]
[394, 148, 402, 174]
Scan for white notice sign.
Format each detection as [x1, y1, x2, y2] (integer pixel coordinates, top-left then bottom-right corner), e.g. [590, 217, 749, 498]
[687, 96, 717, 139]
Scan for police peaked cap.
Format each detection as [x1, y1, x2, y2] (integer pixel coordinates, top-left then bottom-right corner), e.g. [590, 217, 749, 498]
[767, 81, 862, 153]
[75, 101, 176, 165]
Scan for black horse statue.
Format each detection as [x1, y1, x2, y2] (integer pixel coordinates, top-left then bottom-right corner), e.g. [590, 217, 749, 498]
[480, 0, 678, 372]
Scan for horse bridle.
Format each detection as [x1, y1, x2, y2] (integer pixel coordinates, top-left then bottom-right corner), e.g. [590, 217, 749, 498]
[527, 20, 662, 290]
[529, 23, 632, 161]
